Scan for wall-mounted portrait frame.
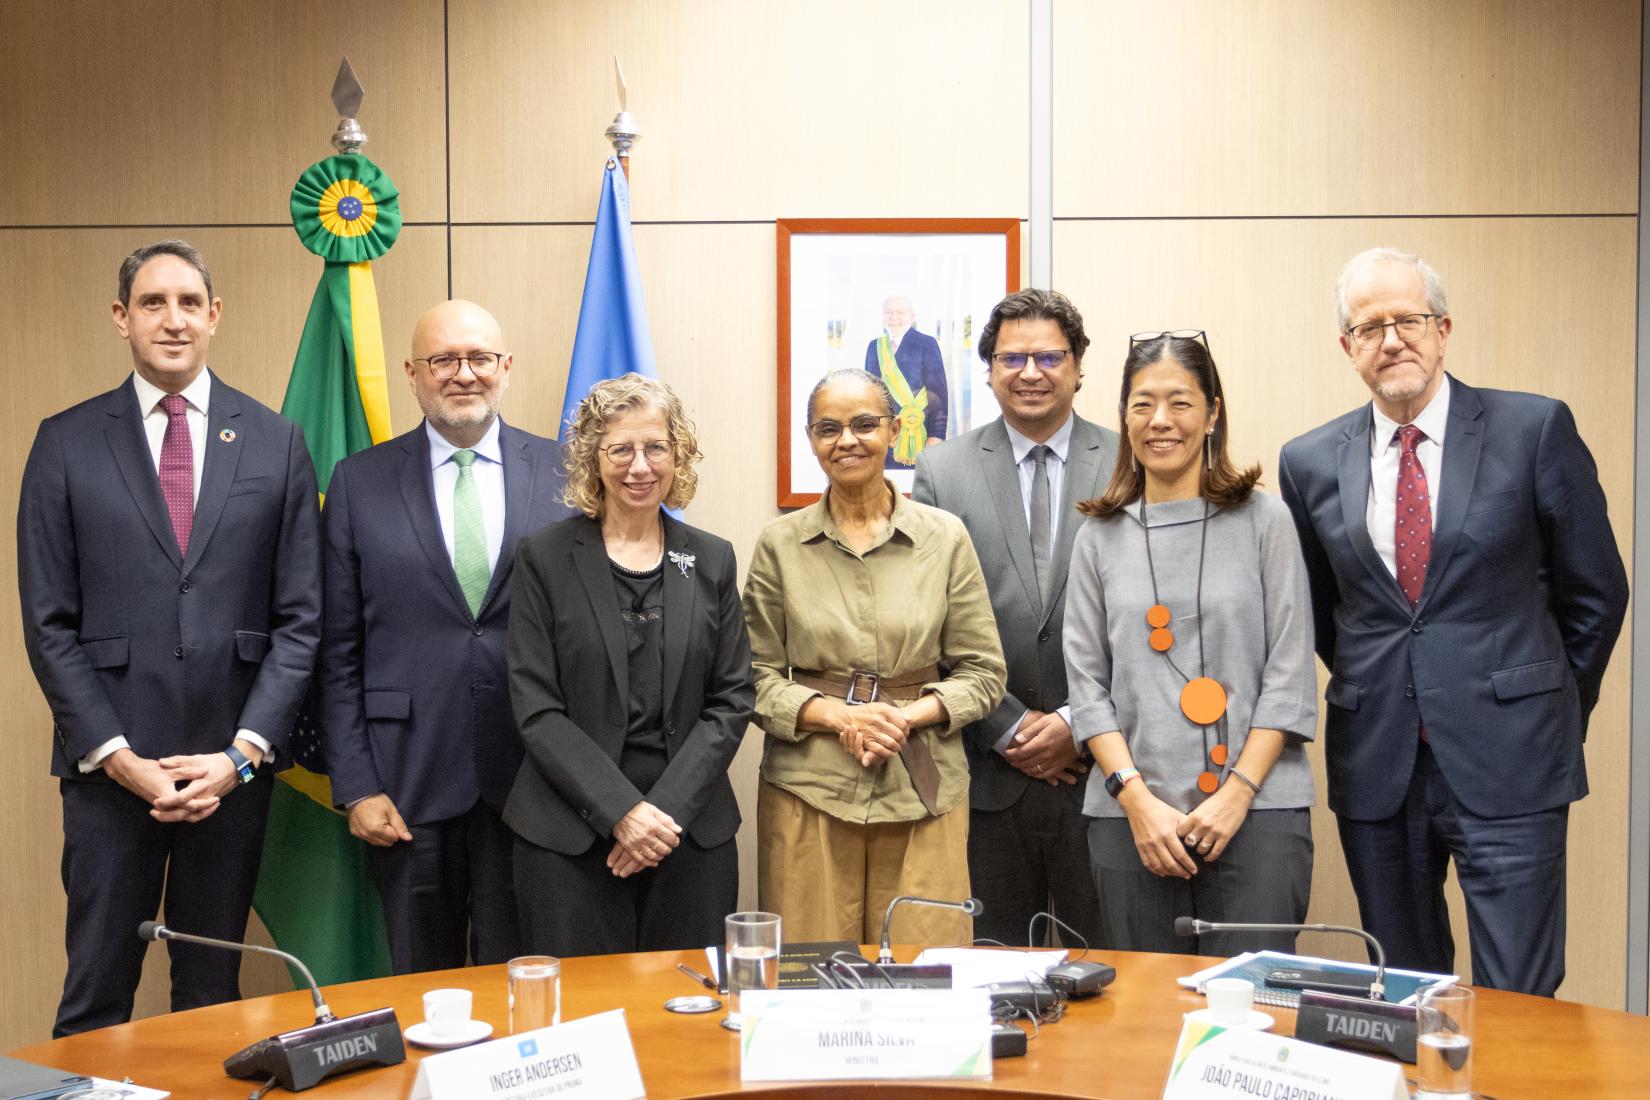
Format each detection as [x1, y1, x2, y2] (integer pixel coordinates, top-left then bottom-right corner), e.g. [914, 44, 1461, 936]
[776, 218, 1021, 507]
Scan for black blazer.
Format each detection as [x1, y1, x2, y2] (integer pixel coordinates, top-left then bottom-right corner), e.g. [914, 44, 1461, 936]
[319, 420, 573, 825]
[1278, 376, 1628, 821]
[504, 512, 753, 855]
[18, 373, 321, 778]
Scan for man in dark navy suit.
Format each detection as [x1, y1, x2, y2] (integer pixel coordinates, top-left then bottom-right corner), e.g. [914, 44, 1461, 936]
[1278, 247, 1628, 995]
[865, 295, 948, 467]
[18, 239, 321, 1035]
[320, 300, 572, 974]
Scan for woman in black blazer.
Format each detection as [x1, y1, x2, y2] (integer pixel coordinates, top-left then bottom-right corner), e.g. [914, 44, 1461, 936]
[505, 373, 754, 956]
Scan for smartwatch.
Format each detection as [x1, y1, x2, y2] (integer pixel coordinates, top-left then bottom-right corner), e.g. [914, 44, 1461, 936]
[1104, 766, 1141, 799]
[224, 744, 256, 786]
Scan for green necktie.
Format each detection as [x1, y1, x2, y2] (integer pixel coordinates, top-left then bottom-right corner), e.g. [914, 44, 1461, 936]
[451, 449, 490, 616]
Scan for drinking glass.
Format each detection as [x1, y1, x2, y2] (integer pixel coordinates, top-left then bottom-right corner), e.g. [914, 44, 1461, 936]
[1416, 985, 1473, 1099]
[723, 911, 781, 1031]
[507, 955, 561, 1034]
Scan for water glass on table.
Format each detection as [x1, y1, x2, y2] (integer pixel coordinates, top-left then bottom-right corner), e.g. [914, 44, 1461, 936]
[508, 955, 561, 1034]
[1416, 985, 1473, 1099]
[723, 911, 781, 1031]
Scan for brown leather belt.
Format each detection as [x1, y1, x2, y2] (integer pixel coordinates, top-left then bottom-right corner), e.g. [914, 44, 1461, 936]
[791, 666, 943, 816]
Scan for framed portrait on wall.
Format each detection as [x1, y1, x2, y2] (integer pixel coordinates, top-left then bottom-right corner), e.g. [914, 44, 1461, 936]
[776, 218, 1021, 507]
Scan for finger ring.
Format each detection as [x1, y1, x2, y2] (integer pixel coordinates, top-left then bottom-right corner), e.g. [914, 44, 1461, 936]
[1185, 835, 1199, 846]
[1200, 839, 1214, 848]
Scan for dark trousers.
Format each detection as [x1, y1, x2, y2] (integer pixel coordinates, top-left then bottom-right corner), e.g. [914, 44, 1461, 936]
[56, 773, 273, 1037]
[1087, 808, 1313, 957]
[514, 833, 737, 958]
[970, 781, 1103, 948]
[515, 728, 735, 957]
[367, 798, 521, 975]
[1337, 741, 1569, 996]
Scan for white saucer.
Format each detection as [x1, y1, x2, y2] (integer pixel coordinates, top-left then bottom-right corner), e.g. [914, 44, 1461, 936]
[1185, 1007, 1275, 1032]
[406, 1019, 495, 1049]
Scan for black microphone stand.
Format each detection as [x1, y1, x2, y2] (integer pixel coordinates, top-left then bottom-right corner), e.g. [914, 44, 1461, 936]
[138, 922, 404, 1093]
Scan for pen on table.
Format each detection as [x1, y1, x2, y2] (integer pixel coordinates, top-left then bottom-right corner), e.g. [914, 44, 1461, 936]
[677, 962, 717, 991]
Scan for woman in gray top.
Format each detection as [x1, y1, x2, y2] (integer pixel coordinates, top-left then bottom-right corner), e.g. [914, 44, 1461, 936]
[1065, 331, 1317, 957]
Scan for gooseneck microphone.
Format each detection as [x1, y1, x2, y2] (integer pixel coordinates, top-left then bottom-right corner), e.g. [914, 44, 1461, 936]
[877, 895, 983, 964]
[140, 921, 333, 1021]
[137, 922, 404, 1092]
[1175, 916, 1426, 1064]
[1173, 916, 1387, 999]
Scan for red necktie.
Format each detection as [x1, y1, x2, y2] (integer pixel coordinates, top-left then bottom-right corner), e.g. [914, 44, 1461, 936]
[1394, 425, 1431, 607]
[159, 394, 193, 555]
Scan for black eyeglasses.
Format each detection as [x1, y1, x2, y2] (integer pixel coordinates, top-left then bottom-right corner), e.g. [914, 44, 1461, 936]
[412, 352, 506, 380]
[990, 349, 1072, 371]
[807, 415, 895, 443]
[1130, 329, 1208, 349]
[1345, 314, 1437, 350]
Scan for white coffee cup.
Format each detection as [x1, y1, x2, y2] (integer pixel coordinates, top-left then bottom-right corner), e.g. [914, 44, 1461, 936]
[423, 987, 473, 1037]
[1204, 978, 1255, 1024]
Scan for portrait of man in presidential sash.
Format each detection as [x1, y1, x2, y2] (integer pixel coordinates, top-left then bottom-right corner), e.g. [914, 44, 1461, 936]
[777, 220, 1018, 506]
[864, 295, 948, 468]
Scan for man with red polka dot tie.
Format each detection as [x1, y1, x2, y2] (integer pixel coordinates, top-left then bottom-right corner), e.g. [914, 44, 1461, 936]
[1278, 247, 1627, 996]
[18, 240, 321, 1035]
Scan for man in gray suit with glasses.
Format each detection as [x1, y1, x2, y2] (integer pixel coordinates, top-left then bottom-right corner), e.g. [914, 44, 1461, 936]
[913, 288, 1117, 947]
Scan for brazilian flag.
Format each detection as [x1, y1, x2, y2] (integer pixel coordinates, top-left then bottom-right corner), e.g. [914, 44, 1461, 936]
[252, 153, 399, 984]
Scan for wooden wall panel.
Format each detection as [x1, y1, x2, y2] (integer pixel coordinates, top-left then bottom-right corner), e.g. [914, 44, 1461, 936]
[0, 1, 448, 226]
[448, 0, 1029, 222]
[1052, 215, 1636, 1007]
[1053, 0, 1639, 217]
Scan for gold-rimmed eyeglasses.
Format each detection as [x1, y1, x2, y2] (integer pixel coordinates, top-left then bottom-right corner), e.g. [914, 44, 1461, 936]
[1345, 314, 1438, 349]
[599, 439, 675, 465]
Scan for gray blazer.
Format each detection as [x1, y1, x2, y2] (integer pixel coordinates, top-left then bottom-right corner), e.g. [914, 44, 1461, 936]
[912, 414, 1119, 812]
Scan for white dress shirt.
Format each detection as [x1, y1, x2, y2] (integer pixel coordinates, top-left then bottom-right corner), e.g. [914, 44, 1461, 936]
[427, 417, 506, 576]
[82, 371, 271, 773]
[995, 413, 1076, 754]
[1367, 377, 1450, 580]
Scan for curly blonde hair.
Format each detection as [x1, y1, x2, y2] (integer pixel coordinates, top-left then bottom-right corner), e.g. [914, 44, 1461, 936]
[562, 373, 703, 517]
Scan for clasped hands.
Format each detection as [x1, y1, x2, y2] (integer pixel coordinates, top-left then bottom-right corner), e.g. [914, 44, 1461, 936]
[1121, 780, 1255, 879]
[826, 698, 915, 768]
[105, 741, 262, 824]
[1001, 710, 1085, 786]
[607, 801, 682, 879]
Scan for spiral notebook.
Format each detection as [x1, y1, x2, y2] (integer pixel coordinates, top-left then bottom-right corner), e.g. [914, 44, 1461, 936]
[1178, 950, 1457, 1008]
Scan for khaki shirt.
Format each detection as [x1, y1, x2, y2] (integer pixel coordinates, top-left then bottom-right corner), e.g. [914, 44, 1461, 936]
[742, 486, 1007, 823]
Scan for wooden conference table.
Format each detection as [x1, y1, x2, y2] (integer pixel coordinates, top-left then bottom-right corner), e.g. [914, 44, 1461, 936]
[11, 948, 1650, 1098]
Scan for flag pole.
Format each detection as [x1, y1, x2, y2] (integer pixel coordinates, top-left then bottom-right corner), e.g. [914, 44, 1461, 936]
[606, 53, 639, 181]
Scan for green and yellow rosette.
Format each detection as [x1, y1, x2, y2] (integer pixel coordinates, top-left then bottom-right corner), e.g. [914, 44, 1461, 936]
[290, 154, 401, 261]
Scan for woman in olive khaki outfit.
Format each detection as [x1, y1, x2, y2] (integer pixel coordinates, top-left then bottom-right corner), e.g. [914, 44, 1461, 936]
[743, 369, 1005, 946]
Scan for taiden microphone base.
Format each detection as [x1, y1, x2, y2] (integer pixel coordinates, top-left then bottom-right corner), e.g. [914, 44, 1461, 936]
[1294, 990, 1418, 1064]
[223, 1007, 405, 1091]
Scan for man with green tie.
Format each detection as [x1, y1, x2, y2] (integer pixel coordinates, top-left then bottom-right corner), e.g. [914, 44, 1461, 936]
[319, 300, 572, 973]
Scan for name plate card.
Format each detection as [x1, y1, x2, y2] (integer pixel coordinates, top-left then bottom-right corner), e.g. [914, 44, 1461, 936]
[408, 1009, 643, 1100]
[1162, 1019, 1406, 1100]
[739, 989, 991, 1082]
